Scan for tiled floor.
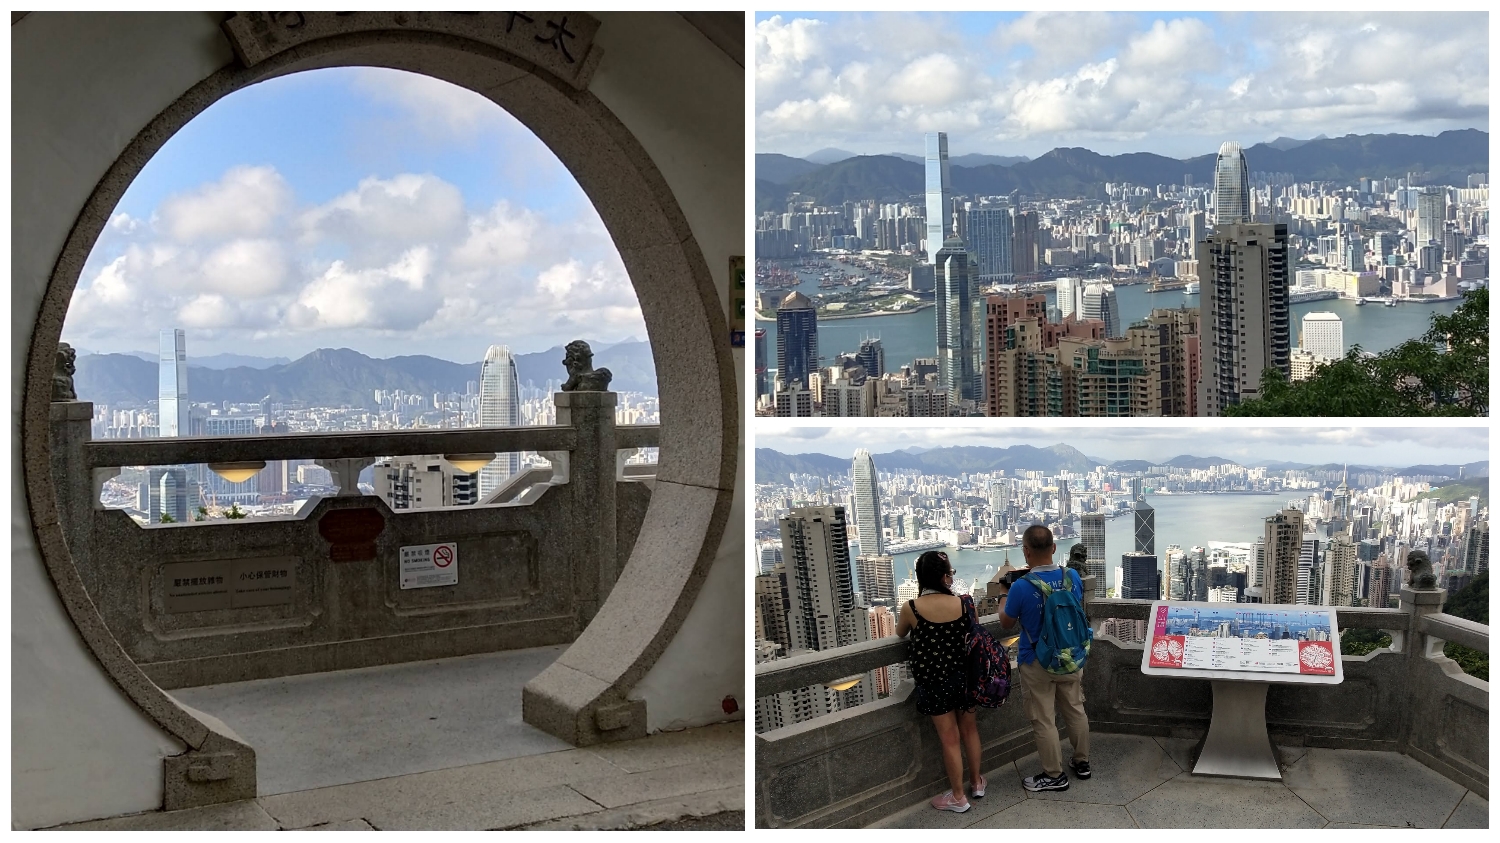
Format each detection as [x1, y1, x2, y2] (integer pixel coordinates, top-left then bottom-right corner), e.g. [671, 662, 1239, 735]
[870, 733, 1488, 829]
[51, 721, 744, 831]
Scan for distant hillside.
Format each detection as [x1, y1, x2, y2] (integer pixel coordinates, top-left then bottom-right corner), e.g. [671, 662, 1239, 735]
[1399, 462, 1490, 478]
[758, 131, 1487, 209]
[755, 443, 1100, 485]
[74, 341, 657, 408]
[756, 153, 824, 185]
[805, 147, 857, 165]
[1414, 480, 1489, 507]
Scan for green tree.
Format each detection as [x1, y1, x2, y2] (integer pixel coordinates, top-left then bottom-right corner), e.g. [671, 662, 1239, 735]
[159, 512, 176, 523]
[225, 503, 247, 520]
[195, 505, 208, 522]
[1227, 288, 1487, 416]
[1339, 627, 1392, 656]
[1440, 572, 1487, 681]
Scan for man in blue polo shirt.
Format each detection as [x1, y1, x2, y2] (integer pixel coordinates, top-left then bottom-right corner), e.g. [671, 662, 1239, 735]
[997, 524, 1091, 793]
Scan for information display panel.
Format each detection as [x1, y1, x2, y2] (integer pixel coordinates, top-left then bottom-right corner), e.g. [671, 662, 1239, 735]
[1140, 601, 1343, 684]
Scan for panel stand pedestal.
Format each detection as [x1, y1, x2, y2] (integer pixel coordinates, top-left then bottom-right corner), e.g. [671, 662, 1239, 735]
[1192, 680, 1280, 780]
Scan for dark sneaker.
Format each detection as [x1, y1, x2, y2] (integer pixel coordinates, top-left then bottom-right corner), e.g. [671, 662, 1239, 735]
[1070, 759, 1091, 779]
[1023, 772, 1070, 792]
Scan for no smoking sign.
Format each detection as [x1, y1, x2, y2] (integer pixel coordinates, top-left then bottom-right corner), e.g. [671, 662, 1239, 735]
[400, 542, 459, 589]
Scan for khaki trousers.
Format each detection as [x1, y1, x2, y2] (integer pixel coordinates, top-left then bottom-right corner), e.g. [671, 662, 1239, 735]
[1018, 659, 1090, 777]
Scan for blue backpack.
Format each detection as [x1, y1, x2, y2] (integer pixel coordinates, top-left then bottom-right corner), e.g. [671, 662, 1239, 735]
[1022, 571, 1092, 674]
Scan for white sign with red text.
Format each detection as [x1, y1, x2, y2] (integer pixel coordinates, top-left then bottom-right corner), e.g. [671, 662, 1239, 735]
[400, 542, 459, 589]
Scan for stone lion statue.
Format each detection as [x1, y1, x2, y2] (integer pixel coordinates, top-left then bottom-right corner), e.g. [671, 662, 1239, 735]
[562, 340, 612, 392]
[1067, 542, 1089, 576]
[53, 342, 77, 401]
[1406, 549, 1437, 590]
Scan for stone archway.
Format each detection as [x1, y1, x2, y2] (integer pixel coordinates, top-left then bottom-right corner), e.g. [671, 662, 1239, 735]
[20, 12, 736, 808]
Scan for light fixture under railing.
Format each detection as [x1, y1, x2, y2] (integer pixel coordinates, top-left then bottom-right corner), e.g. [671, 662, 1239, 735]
[825, 676, 862, 692]
[443, 453, 497, 474]
[206, 461, 266, 484]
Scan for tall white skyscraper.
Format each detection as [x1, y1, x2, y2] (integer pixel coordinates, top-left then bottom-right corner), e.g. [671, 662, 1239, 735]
[1214, 141, 1250, 226]
[1079, 512, 1107, 598]
[478, 344, 521, 499]
[850, 449, 884, 557]
[924, 132, 951, 264]
[1416, 187, 1446, 253]
[158, 328, 189, 437]
[1080, 283, 1121, 338]
[1055, 277, 1084, 319]
[1300, 312, 1344, 359]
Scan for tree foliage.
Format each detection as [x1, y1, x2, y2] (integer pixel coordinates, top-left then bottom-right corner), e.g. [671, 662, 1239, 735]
[225, 503, 247, 520]
[1228, 288, 1487, 417]
[1443, 572, 1488, 625]
[1339, 627, 1392, 656]
[159, 512, 176, 523]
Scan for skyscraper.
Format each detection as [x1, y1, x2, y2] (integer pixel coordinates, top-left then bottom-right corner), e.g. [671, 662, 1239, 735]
[1214, 141, 1250, 226]
[1326, 534, 1358, 608]
[1079, 512, 1106, 598]
[854, 555, 895, 605]
[776, 291, 818, 389]
[1055, 277, 1084, 319]
[850, 449, 885, 557]
[1011, 209, 1039, 276]
[1134, 494, 1155, 556]
[1121, 551, 1160, 600]
[1262, 509, 1306, 605]
[924, 132, 951, 263]
[754, 329, 769, 398]
[155, 467, 190, 522]
[856, 337, 885, 380]
[1416, 186, 1446, 253]
[964, 205, 1013, 280]
[777, 505, 875, 714]
[1197, 223, 1291, 415]
[1301, 312, 1344, 359]
[935, 236, 981, 409]
[478, 345, 521, 499]
[1080, 283, 1121, 338]
[158, 328, 189, 437]
[1056, 479, 1071, 521]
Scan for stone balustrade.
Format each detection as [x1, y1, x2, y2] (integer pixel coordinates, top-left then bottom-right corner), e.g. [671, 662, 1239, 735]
[50, 392, 656, 689]
[754, 587, 1488, 828]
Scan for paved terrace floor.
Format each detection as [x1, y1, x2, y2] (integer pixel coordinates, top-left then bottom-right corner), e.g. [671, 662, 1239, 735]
[870, 733, 1488, 829]
[51, 647, 744, 830]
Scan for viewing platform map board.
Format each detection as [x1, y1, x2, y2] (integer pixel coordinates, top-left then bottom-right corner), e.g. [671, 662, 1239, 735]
[1140, 602, 1343, 684]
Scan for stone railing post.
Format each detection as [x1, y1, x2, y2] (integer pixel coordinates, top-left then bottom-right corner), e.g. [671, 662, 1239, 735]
[555, 390, 618, 629]
[1397, 583, 1447, 753]
[50, 401, 98, 591]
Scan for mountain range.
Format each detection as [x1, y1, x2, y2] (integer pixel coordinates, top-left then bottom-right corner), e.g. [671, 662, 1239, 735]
[73, 340, 657, 409]
[755, 447, 1488, 485]
[756, 130, 1488, 211]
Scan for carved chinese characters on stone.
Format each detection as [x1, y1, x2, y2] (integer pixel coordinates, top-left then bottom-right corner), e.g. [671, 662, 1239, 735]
[222, 11, 602, 90]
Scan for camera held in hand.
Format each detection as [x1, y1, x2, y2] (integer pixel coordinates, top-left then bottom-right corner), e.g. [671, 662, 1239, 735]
[1000, 568, 1028, 587]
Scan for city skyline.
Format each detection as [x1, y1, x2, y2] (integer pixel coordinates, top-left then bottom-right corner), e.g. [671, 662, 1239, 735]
[756, 11, 1488, 158]
[756, 427, 1488, 469]
[63, 66, 648, 362]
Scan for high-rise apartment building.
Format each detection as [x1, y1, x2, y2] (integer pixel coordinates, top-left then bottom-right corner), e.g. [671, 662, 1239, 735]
[1078, 513, 1107, 598]
[158, 329, 189, 437]
[1297, 536, 1322, 605]
[1326, 534, 1359, 607]
[1214, 141, 1250, 226]
[924, 132, 952, 262]
[374, 455, 480, 510]
[965, 205, 1013, 280]
[866, 605, 896, 695]
[1416, 186, 1446, 253]
[1301, 312, 1344, 359]
[1055, 277, 1084, 319]
[1262, 509, 1306, 605]
[934, 237, 982, 409]
[478, 345, 521, 500]
[754, 329, 769, 399]
[1011, 210, 1039, 276]
[1197, 223, 1291, 415]
[777, 505, 875, 715]
[776, 291, 818, 390]
[850, 449, 885, 558]
[1134, 494, 1155, 555]
[854, 555, 895, 605]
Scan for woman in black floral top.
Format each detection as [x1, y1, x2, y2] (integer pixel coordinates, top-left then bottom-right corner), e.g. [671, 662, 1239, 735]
[897, 550, 985, 813]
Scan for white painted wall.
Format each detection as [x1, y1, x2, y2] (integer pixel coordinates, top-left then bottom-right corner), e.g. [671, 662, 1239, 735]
[10, 12, 745, 827]
[10, 12, 232, 829]
[590, 12, 745, 732]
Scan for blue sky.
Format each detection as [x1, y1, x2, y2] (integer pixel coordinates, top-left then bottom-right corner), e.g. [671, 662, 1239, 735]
[755, 11, 1489, 158]
[755, 425, 1489, 468]
[66, 68, 644, 362]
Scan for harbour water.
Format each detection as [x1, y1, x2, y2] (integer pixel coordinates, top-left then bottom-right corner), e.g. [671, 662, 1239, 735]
[880, 493, 1289, 597]
[759, 268, 1460, 372]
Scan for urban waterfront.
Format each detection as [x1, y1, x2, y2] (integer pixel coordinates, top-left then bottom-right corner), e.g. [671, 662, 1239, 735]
[882, 493, 1287, 596]
[759, 261, 1460, 375]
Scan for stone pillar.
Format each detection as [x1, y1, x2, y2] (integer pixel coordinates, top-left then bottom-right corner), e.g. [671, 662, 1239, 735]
[555, 391, 618, 629]
[50, 402, 96, 592]
[1397, 585, 1447, 753]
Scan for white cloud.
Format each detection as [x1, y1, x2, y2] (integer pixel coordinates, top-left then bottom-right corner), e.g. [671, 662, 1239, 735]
[353, 67, 498, 140]
[757, 11, 1488, 157]
[66, 164, 643, 359]
[158, 165, 291, 241]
